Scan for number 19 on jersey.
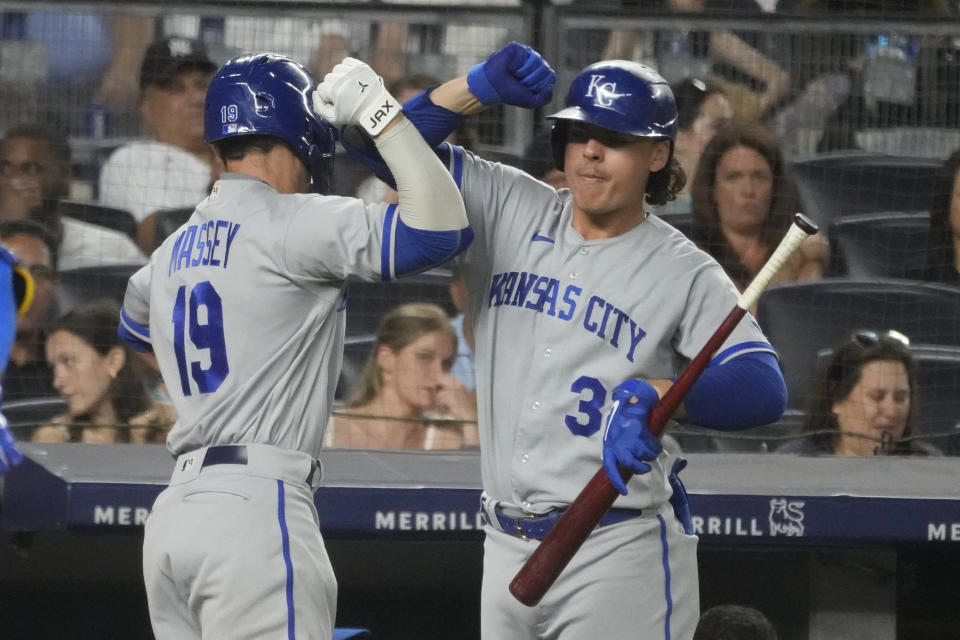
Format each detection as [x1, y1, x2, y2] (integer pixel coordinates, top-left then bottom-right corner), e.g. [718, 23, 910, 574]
[172, 281, 230, 396]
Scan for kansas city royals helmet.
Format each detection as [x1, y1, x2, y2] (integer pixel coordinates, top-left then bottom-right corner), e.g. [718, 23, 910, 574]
[547, 60, 678, 171]
[204, 53, 336, 194]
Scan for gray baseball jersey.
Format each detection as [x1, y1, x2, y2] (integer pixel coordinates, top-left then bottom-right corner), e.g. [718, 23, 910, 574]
[444, 147, 775, 513]
[437, 145, 775, 640]
[121, 173, 404, 458]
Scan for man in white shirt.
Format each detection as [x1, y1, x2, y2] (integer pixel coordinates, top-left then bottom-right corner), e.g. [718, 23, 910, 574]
[98, 36, 220, 233]
[0, 124, 146, 270]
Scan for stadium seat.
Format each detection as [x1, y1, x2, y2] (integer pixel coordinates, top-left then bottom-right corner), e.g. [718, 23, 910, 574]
[57, 263, 142, 312]
[333, 628, 371, 639]
[2, 396, 66, 440]
[151, 206, 194, 249]
[335, 334, 376, 401]
[756, 279, 960, 410]
[827, 211, 930, 279]
[658, 210, 694, 238]
[789, 151, 940, 226]
[344, 268, 454, 336]
[674, 409, 806, 454]
[814, 344, 960, 455]
[58, 200, 138, 241]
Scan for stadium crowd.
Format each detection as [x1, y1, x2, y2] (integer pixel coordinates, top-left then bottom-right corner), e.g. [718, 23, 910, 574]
[0, 2, 958, 456]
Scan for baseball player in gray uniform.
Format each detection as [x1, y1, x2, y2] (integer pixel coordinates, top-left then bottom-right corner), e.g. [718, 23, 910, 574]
[118, 53, 470, 639]
[346, 44, 788, 639]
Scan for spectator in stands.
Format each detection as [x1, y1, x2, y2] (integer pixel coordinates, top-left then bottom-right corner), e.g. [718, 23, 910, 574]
[0, 124, 146, 270]
[326, 303, 478, 450]
[691, 121, 828, 291]
[603, 0, 791, 121]
[694, 604, 778, 640]
[31, 300, 175, 444]
[0, 220, 58, 400]
[97, 36, 220, 242]
[922, 148, 960, 284]
[665, 78, 733, 212]
[776, 329, 938, 456]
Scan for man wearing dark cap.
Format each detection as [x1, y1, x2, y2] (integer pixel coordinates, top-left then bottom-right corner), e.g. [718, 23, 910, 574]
[98, 36, 220, 229]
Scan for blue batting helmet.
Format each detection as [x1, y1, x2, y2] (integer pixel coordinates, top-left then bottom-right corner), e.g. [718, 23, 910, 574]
[204, 53, 336, 194]
[547, 60, 678, 170]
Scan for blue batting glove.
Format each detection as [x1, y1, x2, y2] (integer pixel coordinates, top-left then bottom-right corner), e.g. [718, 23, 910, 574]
[601, 379, 662, 495]
[466, 42, 556, 108]
[0, 411, 23, 474]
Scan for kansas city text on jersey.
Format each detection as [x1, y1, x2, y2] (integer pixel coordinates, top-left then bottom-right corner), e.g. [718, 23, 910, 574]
[488, 270, 647, 362]
[167, 220, 242, 276]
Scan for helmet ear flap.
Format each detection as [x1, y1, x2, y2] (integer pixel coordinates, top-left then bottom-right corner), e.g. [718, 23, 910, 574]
[550, 121, 567, 172]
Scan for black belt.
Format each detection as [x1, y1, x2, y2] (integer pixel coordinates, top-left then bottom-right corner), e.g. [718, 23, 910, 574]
[484, 504, 643, 541]
[200, 445, 321, 485]
[202, 445, 249, 468]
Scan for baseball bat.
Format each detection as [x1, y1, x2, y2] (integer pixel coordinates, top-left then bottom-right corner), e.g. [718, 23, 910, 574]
[508, 213, 819, 607]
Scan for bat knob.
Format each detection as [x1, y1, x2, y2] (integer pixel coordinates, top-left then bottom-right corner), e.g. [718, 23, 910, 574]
[792, 213, 818, 235]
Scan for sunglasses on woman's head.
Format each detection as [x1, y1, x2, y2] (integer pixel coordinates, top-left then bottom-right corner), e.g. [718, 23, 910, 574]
[851, 329, 911, 348]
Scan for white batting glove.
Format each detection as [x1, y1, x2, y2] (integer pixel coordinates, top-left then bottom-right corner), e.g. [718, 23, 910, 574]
[312, 57, 402, 137]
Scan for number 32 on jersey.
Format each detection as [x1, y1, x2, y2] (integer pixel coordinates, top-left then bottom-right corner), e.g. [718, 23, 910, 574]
[172, 280, 229, 396]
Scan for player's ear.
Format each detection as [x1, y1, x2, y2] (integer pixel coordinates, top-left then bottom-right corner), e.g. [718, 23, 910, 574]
[649, 140, 670, 173]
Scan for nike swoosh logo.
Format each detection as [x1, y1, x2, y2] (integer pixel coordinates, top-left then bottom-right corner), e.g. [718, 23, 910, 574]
[531, 232, 555, 244]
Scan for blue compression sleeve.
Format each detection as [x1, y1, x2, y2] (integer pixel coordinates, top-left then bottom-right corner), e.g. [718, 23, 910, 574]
[683, 350, 787, 430]
[342, 90, 464, 191]
[387, 215, 474, 280]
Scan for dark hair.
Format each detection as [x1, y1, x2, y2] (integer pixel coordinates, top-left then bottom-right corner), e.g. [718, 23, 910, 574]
[49, 299, 153, 431]
[803, 330, 918, 454]
[647, 156, 686, 206]
[691, 121, 800, 288]
[0, 218, 60, 270]
[672, 78, 726, 132]
[2, 123, 72, 165]
[694, 604, 777, 640]
[213, 134, 291, 163]
[922, 148, 960, 284]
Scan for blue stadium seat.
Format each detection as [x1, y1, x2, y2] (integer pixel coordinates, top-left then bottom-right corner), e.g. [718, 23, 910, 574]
[57, 263, 142, 313]
[827, 211, 930, 278]
[756, 278, 960, 410]
[789, 151, 939, 226]
[333, 628, 371, 639]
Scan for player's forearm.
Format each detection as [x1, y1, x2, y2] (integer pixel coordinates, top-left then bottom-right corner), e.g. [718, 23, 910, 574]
[374, 117, 468, 232]
[428, 76, 487, 115]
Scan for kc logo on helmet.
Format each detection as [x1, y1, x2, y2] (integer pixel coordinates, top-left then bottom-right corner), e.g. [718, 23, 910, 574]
[586, 74, 632, 109]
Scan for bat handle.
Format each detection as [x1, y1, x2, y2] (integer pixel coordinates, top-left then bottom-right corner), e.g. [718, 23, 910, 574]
[508, 468, 619, 606]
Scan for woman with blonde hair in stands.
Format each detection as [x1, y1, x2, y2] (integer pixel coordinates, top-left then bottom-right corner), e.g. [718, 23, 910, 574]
[325, 302, 478, 450]
[31, 299, 176, 444]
